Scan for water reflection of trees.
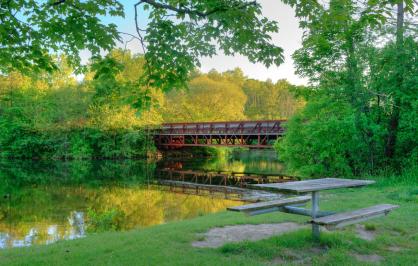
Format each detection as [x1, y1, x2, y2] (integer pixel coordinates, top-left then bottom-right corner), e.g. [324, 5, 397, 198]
[0, 151, 283, 249]
[0, 184, 239, 249]
[0, 160, 155, 188]
[159, 149, 284, 175]
[92, 186, 239, 228]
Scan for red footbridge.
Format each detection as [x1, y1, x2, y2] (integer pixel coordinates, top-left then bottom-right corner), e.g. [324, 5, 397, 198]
[154, 120, 286, 149]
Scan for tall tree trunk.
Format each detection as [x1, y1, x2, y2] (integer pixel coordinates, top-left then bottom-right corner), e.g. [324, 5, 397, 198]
[346, 33, 376, 172]
[385, 1, 404, 159]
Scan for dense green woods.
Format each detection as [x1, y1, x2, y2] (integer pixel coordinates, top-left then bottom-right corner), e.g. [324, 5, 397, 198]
[163, 69, 302, 122]
[0, 0, 416, 178]
[1, 2, 417, 263]
[277, 0, 418, 177]
[0, 51, 301, 159]
[0, 53, 156, 159]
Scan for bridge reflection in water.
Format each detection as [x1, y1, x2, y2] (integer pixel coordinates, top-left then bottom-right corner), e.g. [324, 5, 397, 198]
[154, 120, 286, 149]
[0, 157, 291, 249]
[155, 168, 297, 202]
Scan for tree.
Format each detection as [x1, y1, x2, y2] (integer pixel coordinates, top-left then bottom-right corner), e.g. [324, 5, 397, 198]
[2, 1, 284, 95]
[384, 0, 405, 159]
[87, 50, 164, 129]
[0, 0, 124, 73]
[133, 0, 284, 91]
[277, 0, 418, 176]
[243, 79, 303, 119]
[364, 0, 417, 166]
[275, 98, 369, 177]
[163, 74, 247, 122]
[0, 51, 159, 159]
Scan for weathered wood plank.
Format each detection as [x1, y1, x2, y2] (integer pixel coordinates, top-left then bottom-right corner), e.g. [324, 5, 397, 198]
[281, 206, 336, 218]
[312, 204, 398, 229]
[253, 178, 375, 193]
[227, 196, 311, 212]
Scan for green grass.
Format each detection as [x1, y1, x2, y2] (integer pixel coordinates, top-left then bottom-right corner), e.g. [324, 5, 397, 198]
[1, 177, 417, 266]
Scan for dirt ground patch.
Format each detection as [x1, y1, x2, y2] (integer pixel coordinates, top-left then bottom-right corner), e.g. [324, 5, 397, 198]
[354, 253, 383, 263]
[270, 246, 328, 265]
[355, 224, 376, 241]
[192, 222, 305, 248]
[387, 246, 402, 252]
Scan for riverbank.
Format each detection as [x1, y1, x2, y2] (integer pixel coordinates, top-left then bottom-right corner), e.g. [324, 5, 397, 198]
[0, 127, 156, 160]
[1, 172, 416, 265]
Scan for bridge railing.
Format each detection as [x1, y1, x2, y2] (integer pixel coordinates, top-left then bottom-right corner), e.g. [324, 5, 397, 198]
[156, 120, 286, 135]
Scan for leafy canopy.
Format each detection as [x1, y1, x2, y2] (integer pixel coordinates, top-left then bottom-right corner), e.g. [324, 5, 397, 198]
[0, 0, 124, 74]
[1, 0, 284, 93]
[137, 0, 284, 91]
[276, 0, 418, 176]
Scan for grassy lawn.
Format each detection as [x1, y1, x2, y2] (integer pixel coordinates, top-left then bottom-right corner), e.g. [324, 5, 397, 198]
[1, 176, 417, 266]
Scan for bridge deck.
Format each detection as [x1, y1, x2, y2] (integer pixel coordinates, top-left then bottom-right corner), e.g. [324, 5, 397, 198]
[154, 120, 286, 148]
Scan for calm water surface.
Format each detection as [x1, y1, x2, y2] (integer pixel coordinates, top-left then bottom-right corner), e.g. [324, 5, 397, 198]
[0, 149, 287, 249]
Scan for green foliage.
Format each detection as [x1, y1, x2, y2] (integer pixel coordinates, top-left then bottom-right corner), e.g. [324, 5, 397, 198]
[276, 98, 370, 177]
[70, 133, 94, 160]
[88, 50, 164, 123]
[369, 37, 418, 169]
[1, 0, 285, 108]
[276, 0, 418, 176]
[87, 208, 125, 233]
[139, 0, 284, 91]
[0, 0, 123, 74]
[0, 126, 152, 160]
[163, 73, 247, 122]
[243, 79, 304, 120]
[0, 53, 157, 159]
[162, 69, 302, 123]
[0, 160, 155, 191]
[0, 49, 300, 159]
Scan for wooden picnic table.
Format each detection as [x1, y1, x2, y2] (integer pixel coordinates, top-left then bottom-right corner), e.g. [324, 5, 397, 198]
[253, 178, 375, 239]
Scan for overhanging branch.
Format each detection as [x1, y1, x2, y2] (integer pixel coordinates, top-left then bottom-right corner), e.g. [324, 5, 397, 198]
[139, 0, 258, 18]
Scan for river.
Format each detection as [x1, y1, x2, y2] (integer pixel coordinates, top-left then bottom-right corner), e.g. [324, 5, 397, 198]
[0, 149, 291, 249]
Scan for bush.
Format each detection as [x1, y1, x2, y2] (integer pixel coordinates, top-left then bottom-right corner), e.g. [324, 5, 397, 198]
[275, 99, 375, 177]
[0, 124, 153, 159]
[86, 208, 125, 233]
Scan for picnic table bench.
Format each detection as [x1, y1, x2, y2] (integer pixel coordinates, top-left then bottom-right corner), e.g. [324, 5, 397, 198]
[228, 196, 311, 215]
[228, 178, 398, 240]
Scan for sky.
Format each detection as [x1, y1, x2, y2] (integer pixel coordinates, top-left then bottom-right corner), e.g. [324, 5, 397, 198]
[99, 0, 306, 85]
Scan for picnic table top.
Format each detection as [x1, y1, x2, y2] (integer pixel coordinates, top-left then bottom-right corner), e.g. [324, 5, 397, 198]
[253, 178, 375, 193]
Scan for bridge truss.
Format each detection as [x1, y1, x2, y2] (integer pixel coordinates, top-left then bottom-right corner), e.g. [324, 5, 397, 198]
[154, 120, 285, 149]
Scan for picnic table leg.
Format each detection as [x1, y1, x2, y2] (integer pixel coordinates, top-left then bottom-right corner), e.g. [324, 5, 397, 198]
[311, 191, 320, 240]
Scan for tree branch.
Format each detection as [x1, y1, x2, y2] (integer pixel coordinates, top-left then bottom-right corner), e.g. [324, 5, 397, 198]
[134, 1, 147, 54]
[139, 0, 258, 18]
[134, 1, 153, 86]
[50, 0, 66, 6]
[118, 31, 142, 42]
